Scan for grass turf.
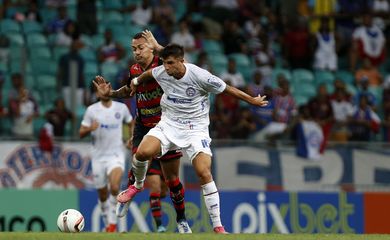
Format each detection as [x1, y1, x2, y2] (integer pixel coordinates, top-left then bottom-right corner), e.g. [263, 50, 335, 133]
[0, 233, 389, 240]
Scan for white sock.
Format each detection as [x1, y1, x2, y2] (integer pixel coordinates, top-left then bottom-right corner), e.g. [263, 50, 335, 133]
[132, 157, 148, 189]
[107, 194, 117, 225]
[99, 199, 108, 226]
[201, 181, 222, 228]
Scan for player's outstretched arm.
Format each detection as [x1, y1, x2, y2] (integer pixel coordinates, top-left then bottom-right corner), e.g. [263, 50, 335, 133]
[129, 69, 154, 96]
[93, 75, 132, 98]
[224, 85, 268, 107]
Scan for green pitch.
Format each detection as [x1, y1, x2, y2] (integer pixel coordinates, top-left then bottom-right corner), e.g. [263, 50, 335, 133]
[0, 233, 389, 240]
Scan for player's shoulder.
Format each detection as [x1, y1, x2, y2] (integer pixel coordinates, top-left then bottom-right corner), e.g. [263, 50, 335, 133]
[112, 100, 127, 109]
[185, 63, 211, 77]
[85, 101, 100, 112]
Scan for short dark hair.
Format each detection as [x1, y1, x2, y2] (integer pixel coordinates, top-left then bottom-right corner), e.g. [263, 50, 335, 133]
[159, 44, 184, 59]
[133, 32, 144, 40]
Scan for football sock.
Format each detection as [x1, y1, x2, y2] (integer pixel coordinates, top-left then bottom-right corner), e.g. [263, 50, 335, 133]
[98, 199, 108, 226]
[127, 169, 135, 187]
[167, 178, 186, 222]
[149, 192, 162, 227]
[201, 181, 222, 228]
[132, 157, 148, 189]
[108, 194, 117, 224]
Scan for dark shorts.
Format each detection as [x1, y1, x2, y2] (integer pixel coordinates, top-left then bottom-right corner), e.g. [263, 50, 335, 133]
[132, 120, 182, 176]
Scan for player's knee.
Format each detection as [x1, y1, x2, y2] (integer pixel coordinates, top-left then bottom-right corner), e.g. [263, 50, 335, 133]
[197, 170, 212, 183]
[110, 186, 120, 196]
[135, 148, 153, 161]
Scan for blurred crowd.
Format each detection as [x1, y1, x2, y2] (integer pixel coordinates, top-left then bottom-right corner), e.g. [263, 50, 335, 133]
[0, 0, 389, 144]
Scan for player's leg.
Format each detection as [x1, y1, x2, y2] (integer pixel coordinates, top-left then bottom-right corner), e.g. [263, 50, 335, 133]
[97, 187, 109, 229]
[92, 158, 110, 231]
[146, 173, 166, 232]
[106, 166, 123, 232]
[192, 152, 227, 233]
[117, 135, 162, 203]
[160, 156, 191, 233]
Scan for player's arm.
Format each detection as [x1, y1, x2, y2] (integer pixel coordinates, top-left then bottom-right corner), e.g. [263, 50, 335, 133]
[224, 85, 268, 107]
[125, 119, 135, 149]
[93, 75, 132, 99]
[129, 69, 154, 96]
[79, 120, 99, 138]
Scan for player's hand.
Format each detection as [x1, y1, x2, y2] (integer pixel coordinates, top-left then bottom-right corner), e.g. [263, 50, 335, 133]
[125, 139, 132, 150]
[252, 94, 268, 107]
[90, 120, 99, 131]
[129, 79, 137, 96]
[142, 30, 159, 50]
[93, 76, 111, 97]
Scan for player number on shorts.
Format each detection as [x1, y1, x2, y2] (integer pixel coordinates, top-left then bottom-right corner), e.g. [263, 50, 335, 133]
[201, 139, 209, 148]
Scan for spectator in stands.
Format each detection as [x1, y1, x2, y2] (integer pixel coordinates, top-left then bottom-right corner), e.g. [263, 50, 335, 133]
[24, 0, 42, 23]
[350, 13, 386, 71]
[196, 51, 213, 73]
[127, 0, 153, 27]
[221, 19, 247, 54]
[355, 58, 383, 87]
[57, 41, 86, 109]
[230, 107, 257, 139]
[307, 84, 334, 151]
[253, 78, 297, 142]
[153, 18, 174, 47]
[312, 18, 339, 72]
[283, 17, 311, 69]
[77, 0, 97, 35]
[0, 73, 7, 118]
[153, 0, 176, 24]
[254, 39, 274, 87]
[247, 70, 265, 96]
[348, 95, 380, 141]
[8, 73, 39, 139]
[55, 21, 82, 48]
[219, 58, 246, 89]
[250, 86, 275, 133]
[0, 34, 10, 65]
[47, 6, 72, 34]
[383, 76, 390, 141]
[97, 29, 125, 63]
[211, 79, 240, 139]
[171, 18, 196, 61]
[45, 98, 74, 137]
[371, 0, 390, 31]
[353, 77, 377, 109]
[329, 79, 351, 101]
[330, 82, 354, 142]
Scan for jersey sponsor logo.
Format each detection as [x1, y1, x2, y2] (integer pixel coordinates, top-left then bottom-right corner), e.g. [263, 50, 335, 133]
[185, 87, 196, 97]
[100, 123, 120, 129]
[115, 112, 121, 119]
[207, 76, 222, 88]
[136, 88, 163, 101]
[167, 96, 192, 104]
[139, 106, 162, 116]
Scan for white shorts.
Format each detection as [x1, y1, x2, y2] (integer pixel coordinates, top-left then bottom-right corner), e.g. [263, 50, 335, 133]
[92, 152, 125, 189]
[146, 120, 212, 162]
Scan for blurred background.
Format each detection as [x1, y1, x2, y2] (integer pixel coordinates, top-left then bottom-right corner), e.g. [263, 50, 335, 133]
[0, 0, 390, 234]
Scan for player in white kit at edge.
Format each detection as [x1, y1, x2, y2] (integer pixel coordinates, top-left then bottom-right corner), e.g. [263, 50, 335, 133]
[94, 43, 268, 234]
[79, 86, 133, 232]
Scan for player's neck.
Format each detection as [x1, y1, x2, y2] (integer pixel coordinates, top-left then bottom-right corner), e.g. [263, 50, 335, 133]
[100, 99, 112, 108]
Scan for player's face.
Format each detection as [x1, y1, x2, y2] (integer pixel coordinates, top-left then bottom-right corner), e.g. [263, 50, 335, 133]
[162, 56, 184, 78]
[132, 37, 153, 65]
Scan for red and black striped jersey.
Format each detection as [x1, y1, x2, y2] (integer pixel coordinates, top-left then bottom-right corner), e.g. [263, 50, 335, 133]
[129, 56, 163, 127]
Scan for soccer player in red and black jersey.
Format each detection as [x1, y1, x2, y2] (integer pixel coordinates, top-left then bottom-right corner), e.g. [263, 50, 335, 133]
[96, 31, 190, 233]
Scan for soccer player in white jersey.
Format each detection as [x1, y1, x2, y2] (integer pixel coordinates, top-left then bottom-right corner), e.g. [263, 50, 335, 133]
[79, 84, 133, 232]
[94, 44, 268, 234]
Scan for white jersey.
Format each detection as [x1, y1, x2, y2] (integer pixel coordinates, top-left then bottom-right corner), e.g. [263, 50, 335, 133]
[151, 63, 226, 129]
[81, 101, 132, 158]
